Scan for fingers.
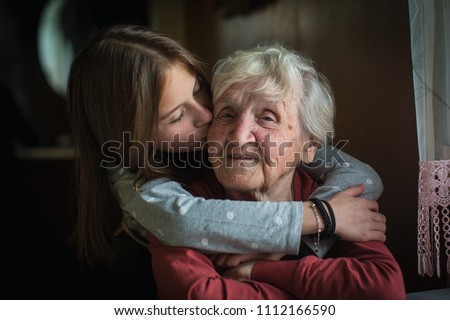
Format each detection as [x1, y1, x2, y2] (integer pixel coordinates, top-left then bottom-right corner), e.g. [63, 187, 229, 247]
[365, 199, 379, 212]
[374, 212, 386, 223]
[349, 228, 386, 242]
[336, 210, 387, 242]
[341, 184, 365, 197]
[209, 254, 226, 267]
[210, 254, 231, 268]
[222, 261, 256, 281]
[211, 253, 284, 268]
[367, 212, 386, 233]
[368, 230, 387, 242]
[371, 220, 386, 233]
[211, 254, 254, 268]
[362, 213, 387, 242]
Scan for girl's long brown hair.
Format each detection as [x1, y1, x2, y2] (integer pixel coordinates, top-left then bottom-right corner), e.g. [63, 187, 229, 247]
[66, 25, 210, 266]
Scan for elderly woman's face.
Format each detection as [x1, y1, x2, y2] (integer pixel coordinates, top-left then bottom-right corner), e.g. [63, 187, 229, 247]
[208, 82, 306, 199]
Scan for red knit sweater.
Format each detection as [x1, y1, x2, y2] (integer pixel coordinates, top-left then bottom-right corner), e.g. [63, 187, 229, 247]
[148, 169, 406, 299]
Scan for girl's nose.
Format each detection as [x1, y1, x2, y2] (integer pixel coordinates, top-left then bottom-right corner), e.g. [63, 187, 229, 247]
[194, 104, 213, 127]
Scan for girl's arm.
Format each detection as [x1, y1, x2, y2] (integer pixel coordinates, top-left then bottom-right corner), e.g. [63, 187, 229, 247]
[301, 145, 384, 257]
[301, 144, 383, 200]
[109, 148, 382, 255]
[111, 169, 303, 255]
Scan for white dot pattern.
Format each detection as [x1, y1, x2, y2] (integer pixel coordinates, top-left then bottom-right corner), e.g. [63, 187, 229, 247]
[201, 238, 209, 246]
[275, 216, 283, 225]
[251, 243, 259, 250]
[226, 211, 235, 220]
[179, 206, 187, 215]
[366, 178, 373, 185]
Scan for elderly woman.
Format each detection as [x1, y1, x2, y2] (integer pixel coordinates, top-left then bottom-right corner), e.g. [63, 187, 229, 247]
[149, 44, 406, 299]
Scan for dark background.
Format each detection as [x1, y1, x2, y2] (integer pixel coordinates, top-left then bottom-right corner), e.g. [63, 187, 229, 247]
[1, 0, 447, 299]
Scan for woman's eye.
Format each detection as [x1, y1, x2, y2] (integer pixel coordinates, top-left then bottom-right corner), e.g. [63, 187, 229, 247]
[261, 114, 276, 122]
[217, 110, 234, 119]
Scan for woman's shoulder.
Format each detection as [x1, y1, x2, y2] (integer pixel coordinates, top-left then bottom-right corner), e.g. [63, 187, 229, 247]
[184, 169, 227, 200]
[294, 167, 318, 200]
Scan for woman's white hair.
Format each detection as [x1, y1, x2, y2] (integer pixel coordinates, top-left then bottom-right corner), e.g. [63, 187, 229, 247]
[212, 44, 335, 143]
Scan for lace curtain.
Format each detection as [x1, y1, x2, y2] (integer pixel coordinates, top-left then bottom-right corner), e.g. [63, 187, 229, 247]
[408, 0, 450, 277]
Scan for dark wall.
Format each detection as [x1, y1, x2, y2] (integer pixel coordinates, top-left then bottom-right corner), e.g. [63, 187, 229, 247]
[0, 0, 149, 146]
[0, 0, 152, 299]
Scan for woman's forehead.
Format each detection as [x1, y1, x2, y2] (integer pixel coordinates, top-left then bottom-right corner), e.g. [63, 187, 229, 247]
[217, 81, 282, 104]
[217, 84, 298, 114]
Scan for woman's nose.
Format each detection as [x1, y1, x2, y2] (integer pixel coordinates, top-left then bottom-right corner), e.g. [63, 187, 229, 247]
[227, 115, 256, 144]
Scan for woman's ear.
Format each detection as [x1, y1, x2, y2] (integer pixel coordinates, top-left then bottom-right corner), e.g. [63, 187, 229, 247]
[304, 140, 318, 164]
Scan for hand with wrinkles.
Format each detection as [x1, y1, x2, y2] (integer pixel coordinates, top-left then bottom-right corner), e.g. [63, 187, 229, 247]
[210, 252, 285, 280]
[328, 185, 387, 242]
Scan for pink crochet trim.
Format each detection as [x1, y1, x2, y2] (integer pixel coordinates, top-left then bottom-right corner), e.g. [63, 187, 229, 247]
[418, 160, 450, 277]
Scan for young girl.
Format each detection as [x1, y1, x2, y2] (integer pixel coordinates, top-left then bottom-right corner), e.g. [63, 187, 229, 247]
[66, 25, 385, 274]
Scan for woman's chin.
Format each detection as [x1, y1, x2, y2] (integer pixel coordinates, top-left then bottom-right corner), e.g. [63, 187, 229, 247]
[217, 172, 260, 192]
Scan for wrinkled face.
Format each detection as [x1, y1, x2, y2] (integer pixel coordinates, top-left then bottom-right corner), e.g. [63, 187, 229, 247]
[154, 63, 212, 152]
[208, 82, 308, 201]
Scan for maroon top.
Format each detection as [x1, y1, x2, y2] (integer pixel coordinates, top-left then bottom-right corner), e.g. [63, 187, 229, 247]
[148, 169, 406, 299]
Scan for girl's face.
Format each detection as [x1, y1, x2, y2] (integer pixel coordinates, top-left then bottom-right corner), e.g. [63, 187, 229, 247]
[154, 63, 212, 153]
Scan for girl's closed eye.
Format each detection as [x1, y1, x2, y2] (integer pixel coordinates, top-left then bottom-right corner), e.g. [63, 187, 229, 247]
[170, 109, 185, 124]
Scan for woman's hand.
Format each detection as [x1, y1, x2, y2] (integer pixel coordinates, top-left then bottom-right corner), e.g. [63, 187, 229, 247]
[217, 253, 284, 281]
[211, 253, 284, 281]
[210, 252, 285, 269]
[222, 260, 257, 281]
[328, 184, 387, 242]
